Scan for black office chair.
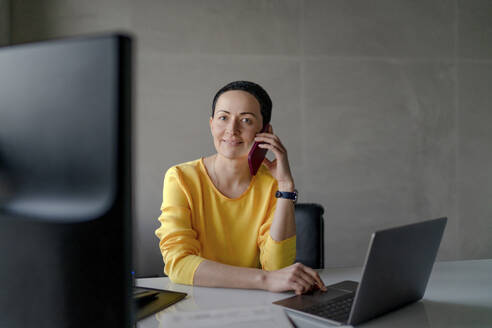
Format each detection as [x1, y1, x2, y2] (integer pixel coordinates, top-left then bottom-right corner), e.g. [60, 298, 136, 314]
[294, 203, 325, 269]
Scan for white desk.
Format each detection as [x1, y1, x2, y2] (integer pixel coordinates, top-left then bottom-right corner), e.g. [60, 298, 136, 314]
[136, 259, 492, 327]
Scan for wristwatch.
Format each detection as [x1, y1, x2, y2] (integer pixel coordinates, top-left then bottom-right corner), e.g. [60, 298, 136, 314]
[275, 189, 298, 203]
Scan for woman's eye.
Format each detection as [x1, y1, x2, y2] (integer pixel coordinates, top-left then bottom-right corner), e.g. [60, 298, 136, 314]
[242, 118, 251, 124]
[218, 116, 226, 121]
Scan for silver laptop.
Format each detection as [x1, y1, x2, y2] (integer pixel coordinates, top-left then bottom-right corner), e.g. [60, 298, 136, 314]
[274, 217, 447, 326]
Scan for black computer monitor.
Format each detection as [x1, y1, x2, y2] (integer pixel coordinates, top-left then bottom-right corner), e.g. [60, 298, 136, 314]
[0, 34, 133, 327]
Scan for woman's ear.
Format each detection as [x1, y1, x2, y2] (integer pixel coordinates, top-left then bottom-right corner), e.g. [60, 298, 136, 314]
[209, 116, 213, 134]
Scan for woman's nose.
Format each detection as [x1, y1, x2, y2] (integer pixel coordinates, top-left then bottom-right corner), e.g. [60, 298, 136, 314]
[225, 119, 240, 134]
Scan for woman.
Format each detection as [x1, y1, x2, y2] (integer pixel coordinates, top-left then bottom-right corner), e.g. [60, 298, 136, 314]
[155, 81, 326, 295]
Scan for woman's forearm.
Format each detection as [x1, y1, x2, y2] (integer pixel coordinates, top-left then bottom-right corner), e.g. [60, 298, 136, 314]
[193, 259, 327, 295]
[269, 181, 296, 241]
[193, 259, 267, 289]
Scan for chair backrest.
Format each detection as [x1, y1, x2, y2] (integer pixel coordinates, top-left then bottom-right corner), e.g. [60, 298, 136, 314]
[295, 203, 325, 269]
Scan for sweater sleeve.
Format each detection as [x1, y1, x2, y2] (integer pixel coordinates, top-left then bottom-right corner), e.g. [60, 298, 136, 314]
[257, 197, 296, 271]
[154, 167, 204, 285]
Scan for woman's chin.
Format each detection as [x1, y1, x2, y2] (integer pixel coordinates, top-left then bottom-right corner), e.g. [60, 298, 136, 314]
[217, 149, 248, 161]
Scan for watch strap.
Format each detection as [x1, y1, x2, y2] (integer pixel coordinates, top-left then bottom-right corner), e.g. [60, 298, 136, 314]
[275, 189, 298, 203]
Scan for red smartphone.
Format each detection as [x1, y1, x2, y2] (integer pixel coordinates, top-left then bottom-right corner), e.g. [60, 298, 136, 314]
[248, 124, 270, 176]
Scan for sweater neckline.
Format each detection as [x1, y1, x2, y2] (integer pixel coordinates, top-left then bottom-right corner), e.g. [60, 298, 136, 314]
[199, 157, 256, 201]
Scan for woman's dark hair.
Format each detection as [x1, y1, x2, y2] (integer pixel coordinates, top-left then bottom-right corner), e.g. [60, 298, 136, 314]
[211, 81, 272, 129]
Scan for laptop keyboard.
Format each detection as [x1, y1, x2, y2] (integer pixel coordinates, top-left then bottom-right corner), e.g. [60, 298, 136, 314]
[302, 296, 354, 322]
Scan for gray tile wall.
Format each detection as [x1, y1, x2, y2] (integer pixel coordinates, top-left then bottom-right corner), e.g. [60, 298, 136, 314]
[457, 63, 492, 259]
[6, 0, 492, 276]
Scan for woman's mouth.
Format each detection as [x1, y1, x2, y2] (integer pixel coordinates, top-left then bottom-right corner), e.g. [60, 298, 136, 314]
[222, 139, 243, 146]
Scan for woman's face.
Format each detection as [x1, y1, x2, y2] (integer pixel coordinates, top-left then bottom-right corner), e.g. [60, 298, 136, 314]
[210, 90, 263, 160]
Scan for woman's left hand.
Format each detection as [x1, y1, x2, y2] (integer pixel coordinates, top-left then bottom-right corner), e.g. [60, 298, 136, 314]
[255, 125, 295, 190]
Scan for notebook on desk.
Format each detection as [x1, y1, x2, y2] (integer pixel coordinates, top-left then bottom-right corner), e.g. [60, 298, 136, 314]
[274, 217, 447, 326]
[134, 287, 187, 321]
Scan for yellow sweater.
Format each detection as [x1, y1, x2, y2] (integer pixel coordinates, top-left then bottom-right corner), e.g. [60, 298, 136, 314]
[155, 158, 296, 285]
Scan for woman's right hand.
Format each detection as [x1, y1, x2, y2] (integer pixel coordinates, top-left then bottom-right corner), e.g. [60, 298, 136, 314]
[264, 263, 328, 295]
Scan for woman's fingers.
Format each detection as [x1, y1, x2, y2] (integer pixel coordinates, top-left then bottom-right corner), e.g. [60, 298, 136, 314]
[255, 133, 284, 147]
[295, 270, 317, 288]
[257, 143, 286, 157]
[261, 158, 276, 170]
[255, 134, 287, 154]
[257, 142, 284, 157]
[291, 281, 304, 295]
[291, 263, 327, 292]
[281, 264, 312, 294]
[303, 266, 327, 291]
[290, 277, 310, 295]
[265, 263, 326, 295]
